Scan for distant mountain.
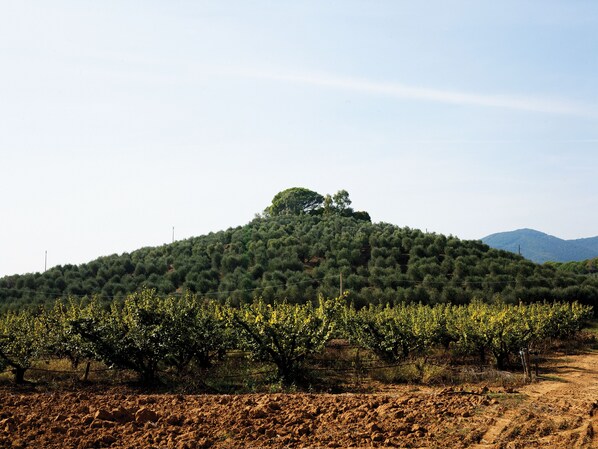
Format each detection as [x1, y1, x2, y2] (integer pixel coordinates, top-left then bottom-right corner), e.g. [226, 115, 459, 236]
[481, 229, 598, 264]
[569, 236, 598, 255]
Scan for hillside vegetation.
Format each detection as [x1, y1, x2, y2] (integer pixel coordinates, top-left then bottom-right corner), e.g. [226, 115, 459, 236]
[548, 257, 598, 275]
[1, 189, 598, 311]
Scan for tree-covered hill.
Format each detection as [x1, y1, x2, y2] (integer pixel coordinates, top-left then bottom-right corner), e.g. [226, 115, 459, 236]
[2, 213, 598, 312]
[547, 257, 598, 275]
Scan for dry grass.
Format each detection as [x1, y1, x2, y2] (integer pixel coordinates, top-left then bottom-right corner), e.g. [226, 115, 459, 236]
[3, 331, 594, 392]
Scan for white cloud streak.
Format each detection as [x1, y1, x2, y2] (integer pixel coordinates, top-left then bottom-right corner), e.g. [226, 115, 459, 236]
[229, 68, 596, 119]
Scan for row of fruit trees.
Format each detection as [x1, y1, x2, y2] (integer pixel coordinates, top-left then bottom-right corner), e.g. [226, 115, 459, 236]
[0, 290, 592, 385]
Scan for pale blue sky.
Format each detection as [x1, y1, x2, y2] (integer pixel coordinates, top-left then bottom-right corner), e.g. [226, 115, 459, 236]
[1, 1, 597, 276]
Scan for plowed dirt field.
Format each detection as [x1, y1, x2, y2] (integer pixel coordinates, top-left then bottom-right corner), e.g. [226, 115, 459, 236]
[1, 350, 597, 449]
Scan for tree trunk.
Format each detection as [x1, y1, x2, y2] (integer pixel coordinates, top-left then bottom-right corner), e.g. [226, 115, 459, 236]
[82, 361, 91, 382]
[277, 358, 298, 386]
[520, 348, 531, 382]
[140, 364, 158, 385]
[14, 367, 26, 384]
[494, 351, 508, 370]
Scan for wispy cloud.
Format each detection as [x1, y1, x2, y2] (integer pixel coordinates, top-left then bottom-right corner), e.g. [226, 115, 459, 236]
[228, 68, 596, 119]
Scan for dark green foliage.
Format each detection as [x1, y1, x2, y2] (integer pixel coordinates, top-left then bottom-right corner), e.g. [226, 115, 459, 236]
[2, 215, 598, 311]
[548, 257, 598, 275]
[266, 187, 324, 216]
[265, 187, 370, 221]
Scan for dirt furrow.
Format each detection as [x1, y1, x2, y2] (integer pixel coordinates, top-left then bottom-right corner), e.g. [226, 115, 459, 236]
[0, 350, 597, 448]
[470, 350, 598, 449]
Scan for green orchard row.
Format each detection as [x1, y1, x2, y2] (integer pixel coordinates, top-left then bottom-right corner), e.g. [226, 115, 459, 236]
[0, 290, 592, 385]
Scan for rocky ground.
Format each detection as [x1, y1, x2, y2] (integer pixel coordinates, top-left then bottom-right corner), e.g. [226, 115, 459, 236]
[0, 351, 597, 449]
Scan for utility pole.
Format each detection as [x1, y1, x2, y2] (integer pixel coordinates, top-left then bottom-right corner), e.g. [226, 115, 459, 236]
[44, 250, 47, 272]
[172, 227, 175, 243]
[518, 244, 521, 256]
